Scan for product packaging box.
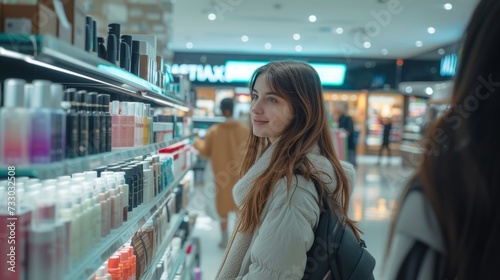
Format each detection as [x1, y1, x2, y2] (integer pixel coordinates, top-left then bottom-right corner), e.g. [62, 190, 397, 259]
[40, 0, 85, 49]
[1, 3, 57, 36]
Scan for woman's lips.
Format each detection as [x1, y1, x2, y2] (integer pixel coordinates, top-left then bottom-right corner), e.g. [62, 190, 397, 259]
[252, 119, 268, 125]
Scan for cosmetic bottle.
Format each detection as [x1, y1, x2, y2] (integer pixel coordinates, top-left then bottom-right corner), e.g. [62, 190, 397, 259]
[95, 265, 110, 280]
[63, 88, 79, 158]
[131, 40, 141, 76]
[0, 187, 31, 280]
[110, 100, 121, 148]
[107, 25, 118, 64]
[126, 102, 136, 147]
[143, 104, 149, 145]
[120, 40, 131, 72]
[85, 92, 100, 155]
[27, 188, 57, 280]
[114, 172, 129, 222]
[93, 20, 98, 53]
[80, 182, 96, 256]
[108, 255, 123, 280]
[28, 80, 53, 164]
[70, 178, 85, 260]
[76, 91, 90, 157]
[141, 161, 154, 204]
[121, 35, 132, 72]
[108, 24, 121, 60]
[85, 16, 93, 52]
[101, 173, 122, 229]
[98, 37, 107, 60]
[121, 167, 136, 210]
[96, 177, 112, 237]
[118, 250, 131, 280]
[50, 84, 66, 161]
[98, 94, 112, 152]
[0, 79, 30, 165]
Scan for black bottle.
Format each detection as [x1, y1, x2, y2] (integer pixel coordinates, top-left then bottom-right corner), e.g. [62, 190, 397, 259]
[108, 24, 121, 61]
[106, 31, 117, 64]
[85, 16, 93, 52]
[86, 92, 100, 155]
[97, 37, 107, 60]
[76, 91, 89, 157]
[98, 94, 112, 152]
[131, 40, 140, 76]
[63, 88, 80, 158]
[92, 20, 98, 53]
[121, 167, 135, 210]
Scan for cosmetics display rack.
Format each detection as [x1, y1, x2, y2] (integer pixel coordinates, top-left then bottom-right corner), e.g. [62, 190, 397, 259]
[0, 34, 192, 111]
[168, 241, 190, 280]
[63, 165, 192, 280]
[0, 134, 195, 179]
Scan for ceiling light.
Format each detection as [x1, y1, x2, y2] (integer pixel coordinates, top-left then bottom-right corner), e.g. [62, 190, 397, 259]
[444, 3, 453, 10]
[363, 42, 371, 48]
[241, 35, 249, 42]
[264, 42, 272, 49]
[309, 15, 317, 22]
[342, 95, 348, 101]
[438, 48, 445, 55]
[381, 49, 388, 55]
[415, 40, 423, 47]
[208, 13, 216, 20]
[293, 33, 301, 40]
[405, 86, 413, 93]
[186, 42, 193, 49]
[427, 27, 435, 34]
[351, 95, 358, 101]
[425, 87, 434, 95]
[333, 95, 338, 100]
[336, 27, 344, 34]
[295, 45, 302, 52]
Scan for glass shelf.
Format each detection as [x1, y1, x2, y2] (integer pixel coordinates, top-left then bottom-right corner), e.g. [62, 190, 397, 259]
[0, 34, 192, 111]
[0, 134, 195, 179]
[63, 165, 193, 280]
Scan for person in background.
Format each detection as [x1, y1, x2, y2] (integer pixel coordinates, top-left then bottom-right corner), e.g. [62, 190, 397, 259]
[377, 117, 392, 165]
[384, 0, 500, 278]
[334, 102, 357, 167]
[216, 61, 357, 279]
[193, 98, 249, 248]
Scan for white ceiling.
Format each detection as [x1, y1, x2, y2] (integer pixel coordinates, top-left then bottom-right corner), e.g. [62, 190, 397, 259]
[171, 0, 479, 59]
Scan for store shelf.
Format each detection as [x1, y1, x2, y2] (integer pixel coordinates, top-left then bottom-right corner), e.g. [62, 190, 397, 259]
[64, 165, 193, 280]
[0, 134, 195, 179]
[0, 34, 192, 111]
[140, 211, 187, 280]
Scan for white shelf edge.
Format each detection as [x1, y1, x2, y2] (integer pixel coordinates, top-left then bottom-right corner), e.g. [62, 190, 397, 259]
[64, 164, 193, 280]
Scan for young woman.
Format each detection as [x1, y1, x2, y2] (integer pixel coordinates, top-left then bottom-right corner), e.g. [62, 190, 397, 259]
[385, 0, 500, 278]
[216, 60, 358, 279]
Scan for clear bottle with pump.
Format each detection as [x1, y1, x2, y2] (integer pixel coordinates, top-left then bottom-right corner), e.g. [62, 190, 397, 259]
[0, 79, 30, 165]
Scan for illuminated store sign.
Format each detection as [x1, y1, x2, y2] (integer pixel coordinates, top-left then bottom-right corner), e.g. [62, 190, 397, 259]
[169, 61, 347, 86]
[440, 54, 457, 77]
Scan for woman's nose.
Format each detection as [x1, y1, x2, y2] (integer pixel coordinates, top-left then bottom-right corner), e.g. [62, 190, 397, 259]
[251, 100, 263, 115]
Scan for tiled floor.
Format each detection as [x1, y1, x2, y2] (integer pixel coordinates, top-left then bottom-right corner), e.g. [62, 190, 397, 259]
[187, 155, 414, 280]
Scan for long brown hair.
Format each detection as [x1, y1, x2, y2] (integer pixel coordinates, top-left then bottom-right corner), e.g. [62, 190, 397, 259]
[236, 60, 360, 240]
[388, 0, 500, 278]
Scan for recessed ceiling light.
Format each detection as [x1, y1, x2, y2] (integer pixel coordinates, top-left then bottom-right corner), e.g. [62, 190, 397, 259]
[336, 27, 344, 34]
[427, 27, 436, 34]
[363, 42, 371, 48]
[405, 86, 413, 93]
[416, 40, 423, 47]
[426, 87, 434, 95]
[444, 3, 453, 10]
[309, 15, 317, 22]
[342, 95, 348, 101]
[381, 49, 388, 55]
[265, 42, 272, 49]
[295, 45, 302, 52]
[186, 42, 193, 49]
[208, 13, 216, 20]
[241, 35, 249, 42]
[438, 48, 445, 55]
[293, 33, 301, 40]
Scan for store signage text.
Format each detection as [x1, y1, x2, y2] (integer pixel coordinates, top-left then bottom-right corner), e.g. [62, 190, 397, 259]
[170, 64, 226, 83]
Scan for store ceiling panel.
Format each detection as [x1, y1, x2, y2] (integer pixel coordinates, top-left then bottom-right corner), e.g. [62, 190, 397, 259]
[171, 0, 479, 59]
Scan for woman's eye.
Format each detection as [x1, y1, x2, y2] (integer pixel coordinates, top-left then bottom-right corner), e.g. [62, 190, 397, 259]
[268, 97, 277, 103]
[251, 93, 259, 100]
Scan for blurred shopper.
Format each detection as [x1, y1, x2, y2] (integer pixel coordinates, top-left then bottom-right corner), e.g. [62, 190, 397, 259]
[334, 102, 357, 167]
[194, 98, 249, 248]
[377, 117, 392, 165]
[216, 61, 357, 279]
[385, 0, 500, 278]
